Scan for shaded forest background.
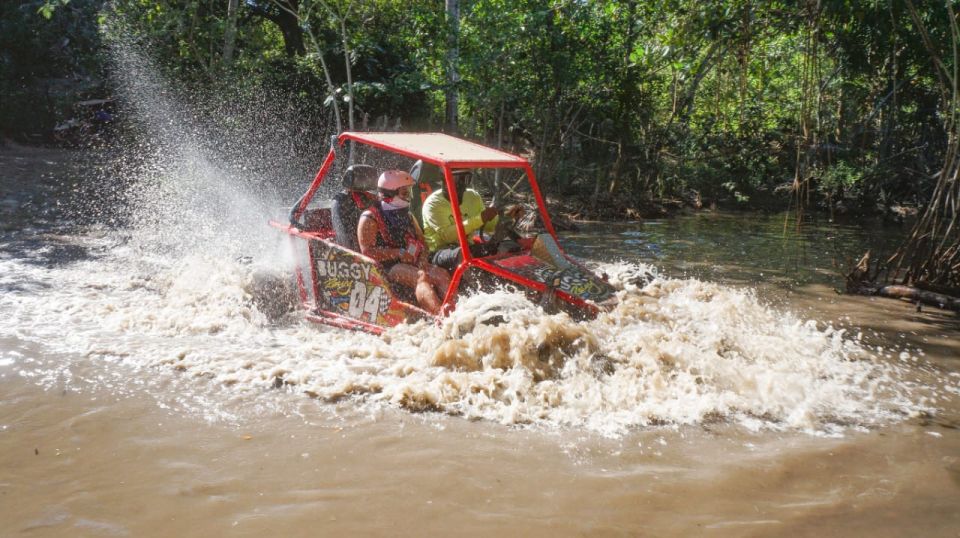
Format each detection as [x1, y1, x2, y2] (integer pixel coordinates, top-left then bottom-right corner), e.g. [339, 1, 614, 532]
[1, 0, 958, 219]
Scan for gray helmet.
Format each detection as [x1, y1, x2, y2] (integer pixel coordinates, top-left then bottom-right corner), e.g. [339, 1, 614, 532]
[342, 164, 377, 191]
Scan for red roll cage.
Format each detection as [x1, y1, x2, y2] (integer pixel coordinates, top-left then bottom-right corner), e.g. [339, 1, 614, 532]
[273, 132, 600, 330]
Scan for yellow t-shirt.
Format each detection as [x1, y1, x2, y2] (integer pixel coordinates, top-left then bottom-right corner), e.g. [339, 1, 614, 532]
[422, 188, 498, 252]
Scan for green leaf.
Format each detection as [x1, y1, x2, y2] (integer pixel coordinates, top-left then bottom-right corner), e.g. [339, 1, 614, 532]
[37, 0, 71, 20]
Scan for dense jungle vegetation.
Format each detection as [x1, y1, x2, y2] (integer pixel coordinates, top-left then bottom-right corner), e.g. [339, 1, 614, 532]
[2, 2, 958, 292]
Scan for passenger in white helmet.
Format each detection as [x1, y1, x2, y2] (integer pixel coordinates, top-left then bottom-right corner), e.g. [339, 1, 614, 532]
[357, 170, 450, 314]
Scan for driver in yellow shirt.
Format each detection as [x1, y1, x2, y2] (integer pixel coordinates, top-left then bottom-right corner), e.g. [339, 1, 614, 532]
[422, 169, 501, 270]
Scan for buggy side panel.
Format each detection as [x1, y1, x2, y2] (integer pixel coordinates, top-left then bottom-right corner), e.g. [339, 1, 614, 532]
[308, 240, 410, 327]
[492, 254, 616, 304]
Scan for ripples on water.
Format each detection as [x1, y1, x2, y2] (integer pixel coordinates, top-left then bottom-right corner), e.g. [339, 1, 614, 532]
[566, 215, 909, 290]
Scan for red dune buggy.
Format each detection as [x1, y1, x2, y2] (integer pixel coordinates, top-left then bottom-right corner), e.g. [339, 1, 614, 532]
[270, 132, 616, 334]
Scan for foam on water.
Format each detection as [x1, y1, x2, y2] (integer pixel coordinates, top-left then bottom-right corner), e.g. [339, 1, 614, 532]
[0, 239, 945, 437]
[0, 40, 951, 437]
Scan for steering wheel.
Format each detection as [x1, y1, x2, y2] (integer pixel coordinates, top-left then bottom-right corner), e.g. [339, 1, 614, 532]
[478, 210, 519, 245]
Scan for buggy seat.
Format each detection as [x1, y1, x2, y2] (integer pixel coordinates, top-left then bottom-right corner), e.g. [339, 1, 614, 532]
[331, 164, 378, 251]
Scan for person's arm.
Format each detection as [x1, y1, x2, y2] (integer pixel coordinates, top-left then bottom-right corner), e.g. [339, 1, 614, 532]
[411, 218, 430, 268]
[358, 213, 413, 264]
[464, 190, 499, 236]
[459, 190, 490, 236]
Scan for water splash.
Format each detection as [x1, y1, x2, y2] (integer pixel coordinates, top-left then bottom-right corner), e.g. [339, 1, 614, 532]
[0, 229, 944, 436]
[340, 275, 929, 437]
[99, 30, 328, 262]
[0, 34, 950, 438]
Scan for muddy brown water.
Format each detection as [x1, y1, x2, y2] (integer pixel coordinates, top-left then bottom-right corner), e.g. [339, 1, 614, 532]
[1, 145, 958, 536]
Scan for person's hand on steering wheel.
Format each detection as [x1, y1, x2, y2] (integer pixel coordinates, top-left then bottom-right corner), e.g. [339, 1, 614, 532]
[490, 213, 514, 244]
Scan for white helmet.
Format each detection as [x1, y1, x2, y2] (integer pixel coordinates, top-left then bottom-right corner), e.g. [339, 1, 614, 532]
[378, 170, 414, 191]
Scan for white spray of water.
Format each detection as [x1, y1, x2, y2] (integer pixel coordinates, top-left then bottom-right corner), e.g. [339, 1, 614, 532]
[104, 38, 310, 264]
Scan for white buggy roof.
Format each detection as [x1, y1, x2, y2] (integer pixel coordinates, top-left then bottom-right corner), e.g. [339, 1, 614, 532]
[340, 132, 528, 167]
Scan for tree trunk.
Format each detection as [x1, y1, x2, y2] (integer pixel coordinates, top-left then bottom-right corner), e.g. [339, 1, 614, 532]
[306, 28, 342, 133]
[337, 15, 355, 131]
[873, 285, 960, 311]
[610, 0, 639, 195]
[270, 0, 340, 131]
[848, 254, 960, 312]
[223, 0, 239, 65]
[670, 40, 726, 128]
[847, 3, 960, 307]
[493, 100, 504, 205]
[254, 1, 305, 57]
[445, 0, 460, 133]
[883, 1, 960, 289]
[284, 9, 306, 55]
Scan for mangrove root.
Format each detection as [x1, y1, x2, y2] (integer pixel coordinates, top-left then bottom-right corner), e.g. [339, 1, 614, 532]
[846, 251, 960, 312]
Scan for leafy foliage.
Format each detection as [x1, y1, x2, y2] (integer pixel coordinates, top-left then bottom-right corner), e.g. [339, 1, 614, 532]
[2, 0, 957, 217]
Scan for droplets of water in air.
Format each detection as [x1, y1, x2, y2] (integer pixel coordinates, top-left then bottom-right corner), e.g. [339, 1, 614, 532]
[97, 21, 332, 263]
[106, 49, 275, 258]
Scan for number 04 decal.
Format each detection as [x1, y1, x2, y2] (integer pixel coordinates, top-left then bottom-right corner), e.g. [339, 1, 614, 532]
[348, 282, 384, 320]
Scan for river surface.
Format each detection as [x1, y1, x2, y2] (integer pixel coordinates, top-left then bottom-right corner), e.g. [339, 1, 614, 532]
[1, 144, 959, 537]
